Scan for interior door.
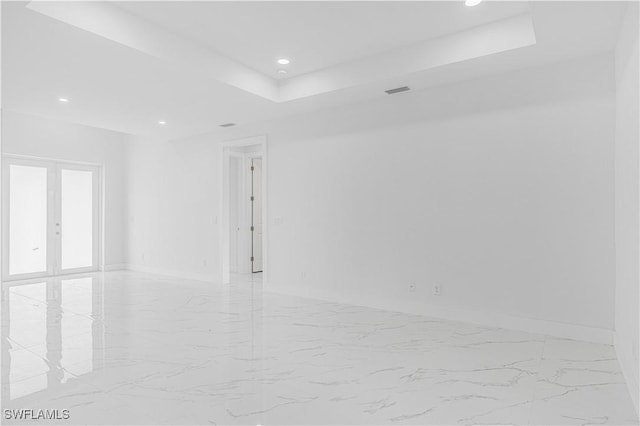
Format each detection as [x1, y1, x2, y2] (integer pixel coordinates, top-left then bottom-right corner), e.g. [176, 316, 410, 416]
[251, 158, 263, 273]
[2, 158, 100, 281]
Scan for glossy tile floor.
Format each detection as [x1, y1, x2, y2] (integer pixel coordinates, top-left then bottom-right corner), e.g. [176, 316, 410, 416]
[1, 271, 637, 425]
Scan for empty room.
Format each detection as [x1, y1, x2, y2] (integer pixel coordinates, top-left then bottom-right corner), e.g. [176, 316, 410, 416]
[1, 1, 639, 425]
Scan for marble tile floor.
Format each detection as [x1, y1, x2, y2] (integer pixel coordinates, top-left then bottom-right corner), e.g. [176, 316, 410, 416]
[1, 271, 637, 425]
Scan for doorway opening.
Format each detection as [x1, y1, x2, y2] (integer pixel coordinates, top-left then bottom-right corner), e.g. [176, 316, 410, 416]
[2, 156, 102, 281]
[220, 136, 267, 285]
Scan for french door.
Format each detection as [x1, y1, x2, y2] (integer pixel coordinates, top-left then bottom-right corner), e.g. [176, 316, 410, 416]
[2, 157, 100, 281]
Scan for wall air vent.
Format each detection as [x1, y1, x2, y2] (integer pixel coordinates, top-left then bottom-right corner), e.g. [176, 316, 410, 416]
[384, 86, 410, 95]
[219, 123, 236, 128]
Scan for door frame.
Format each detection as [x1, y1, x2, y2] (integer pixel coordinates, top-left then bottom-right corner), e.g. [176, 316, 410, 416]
[2, 154, 103, 281]
[220, 135, 268, 284]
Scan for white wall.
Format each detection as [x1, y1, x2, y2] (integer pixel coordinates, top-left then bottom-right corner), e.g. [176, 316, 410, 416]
[267, 57, 616, 339]
[125, 136, 221, 281]
[614, 2, 640, 414]
[2, 110, 127, 268]
[125, 54, 616, 342]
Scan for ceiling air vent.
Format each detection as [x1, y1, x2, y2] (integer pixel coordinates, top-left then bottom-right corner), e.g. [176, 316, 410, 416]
[385, 86, 410, 95]
[219, 123, 236, 128]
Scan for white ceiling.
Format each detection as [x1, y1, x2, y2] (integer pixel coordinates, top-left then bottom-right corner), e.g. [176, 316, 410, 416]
[1, 1, 627, 140]
[115, 1, 530, 78]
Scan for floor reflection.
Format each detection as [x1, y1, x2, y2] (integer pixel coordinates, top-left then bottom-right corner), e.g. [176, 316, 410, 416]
[0, 271, 636, 425]
[1, 275, 104, 402]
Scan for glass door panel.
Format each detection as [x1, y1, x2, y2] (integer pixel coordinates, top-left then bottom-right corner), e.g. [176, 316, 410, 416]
[60, 169, 94, 271]
[5, 163, 51, 279]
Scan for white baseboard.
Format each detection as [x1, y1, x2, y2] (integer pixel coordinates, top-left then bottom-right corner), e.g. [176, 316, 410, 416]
[615, 332, 640, 416]
[101, 263, 127, 272]
[266, 283, 614, 345]
[123, 263, 215, 283]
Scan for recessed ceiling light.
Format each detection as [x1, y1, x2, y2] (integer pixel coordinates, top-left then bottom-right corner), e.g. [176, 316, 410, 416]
[465, 0, 482, 6]
[158, 120, 167, 125]
[277, 69, 288, 75]
[58, 97, 69, 102]
[277, 58, 290, 65]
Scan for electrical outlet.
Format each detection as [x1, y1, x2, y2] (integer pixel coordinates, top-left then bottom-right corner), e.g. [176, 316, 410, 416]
[408, 283, 416, 292]
[300, 271, 307, 280]
[432, 283, 442, 296]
